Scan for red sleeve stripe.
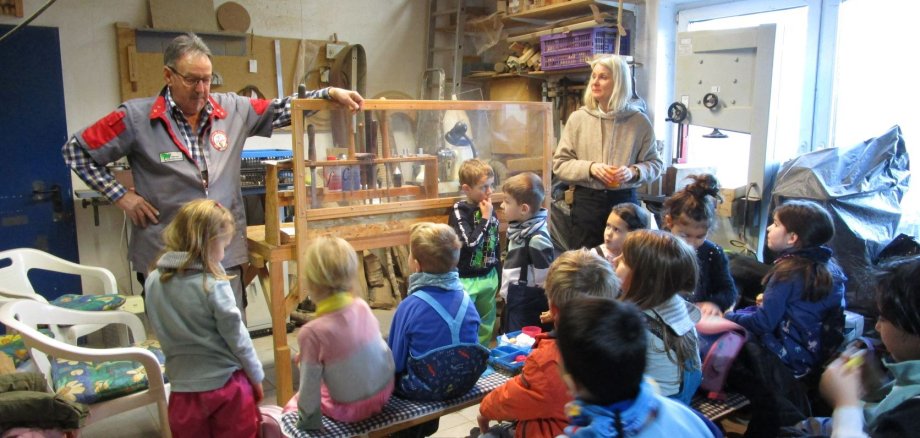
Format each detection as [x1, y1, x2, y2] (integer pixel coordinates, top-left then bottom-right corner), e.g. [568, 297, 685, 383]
[81, 110, 126, 149]
[250, 98, 270, 116]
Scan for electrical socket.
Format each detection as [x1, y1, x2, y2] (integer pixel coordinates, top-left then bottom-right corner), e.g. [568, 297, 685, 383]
[248, 59, 258, 73]
[326, 42, 347, 60]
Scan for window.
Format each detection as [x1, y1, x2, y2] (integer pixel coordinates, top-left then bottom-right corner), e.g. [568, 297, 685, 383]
[834, 0, 920, 237]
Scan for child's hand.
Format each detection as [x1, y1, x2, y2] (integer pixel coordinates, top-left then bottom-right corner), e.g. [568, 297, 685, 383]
[820, 354, 863, 408]
[696, 302, 723, 318]
[252, 382, 265, 404]
[480, 196, 494, 218]
[477, 415, 491, 433]
[539, 310, 554, 324]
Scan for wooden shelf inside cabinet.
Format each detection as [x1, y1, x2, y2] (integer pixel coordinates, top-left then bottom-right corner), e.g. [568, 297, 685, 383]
[261, 156, 439, 247]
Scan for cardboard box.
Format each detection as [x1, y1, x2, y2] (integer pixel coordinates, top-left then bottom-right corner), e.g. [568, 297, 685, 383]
[663, 164, 714, 196]
[718, 186, 746, 218]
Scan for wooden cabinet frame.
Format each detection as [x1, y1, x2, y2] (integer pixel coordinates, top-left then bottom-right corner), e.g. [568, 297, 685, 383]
[247, 99, 553, 404]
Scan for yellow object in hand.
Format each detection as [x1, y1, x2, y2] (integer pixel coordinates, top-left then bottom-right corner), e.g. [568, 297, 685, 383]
[844, 350, 866, 371]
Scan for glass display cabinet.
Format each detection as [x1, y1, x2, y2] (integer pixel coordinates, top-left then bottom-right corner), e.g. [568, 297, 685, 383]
[246, 99, 553, 404]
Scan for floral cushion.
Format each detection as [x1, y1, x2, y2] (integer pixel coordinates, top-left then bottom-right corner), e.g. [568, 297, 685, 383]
[0, 334, 30, 368]
[50, 339, 166, 405]
[0, 329, 54, 368]
[50, 294, 126, 311]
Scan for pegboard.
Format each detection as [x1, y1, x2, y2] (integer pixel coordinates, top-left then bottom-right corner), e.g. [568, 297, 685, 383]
[114, 23, 343, 130]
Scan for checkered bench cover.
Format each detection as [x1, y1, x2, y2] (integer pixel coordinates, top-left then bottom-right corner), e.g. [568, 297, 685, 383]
[691, 392, 750, 421]
[282, 371, 510, 437]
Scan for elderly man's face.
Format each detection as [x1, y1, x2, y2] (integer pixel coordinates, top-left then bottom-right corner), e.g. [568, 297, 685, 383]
[165, 53, 212, 117]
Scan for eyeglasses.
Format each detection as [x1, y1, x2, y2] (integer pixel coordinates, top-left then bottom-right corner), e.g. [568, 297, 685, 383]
[168, 66, 212, 87]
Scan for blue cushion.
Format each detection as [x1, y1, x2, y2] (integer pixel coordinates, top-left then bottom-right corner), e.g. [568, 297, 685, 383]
[50, 294, 126, 311]
[51, 339, 166, 404]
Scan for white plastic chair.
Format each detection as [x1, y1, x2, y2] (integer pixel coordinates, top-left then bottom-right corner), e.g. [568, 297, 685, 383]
[0, 299, 170, 437]
[0, 247, 120, 344]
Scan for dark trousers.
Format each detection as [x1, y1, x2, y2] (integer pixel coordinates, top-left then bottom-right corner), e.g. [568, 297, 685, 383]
[390, 419, 440, 438]
[570, 186, 639, 249]
[726, 341, 811, 438]
[503, 284, 551, 334]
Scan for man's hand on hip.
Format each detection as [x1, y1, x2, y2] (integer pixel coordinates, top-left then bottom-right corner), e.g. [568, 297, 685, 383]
[116, 191, 159, 228]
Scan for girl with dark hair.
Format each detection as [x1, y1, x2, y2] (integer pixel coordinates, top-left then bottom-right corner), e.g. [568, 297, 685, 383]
[727, 200, 846, 377]
[723, 200, 847, 437]
[594, 202, 652, 265]
[664, 174, 738, 317]
[820, 256, 920, 437]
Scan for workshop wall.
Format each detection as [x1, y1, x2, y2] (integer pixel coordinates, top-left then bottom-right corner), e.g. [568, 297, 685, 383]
[0, 0, 428, 294]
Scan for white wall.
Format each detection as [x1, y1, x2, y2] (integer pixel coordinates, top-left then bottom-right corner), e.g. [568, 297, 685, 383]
[1, 0, 427, 293]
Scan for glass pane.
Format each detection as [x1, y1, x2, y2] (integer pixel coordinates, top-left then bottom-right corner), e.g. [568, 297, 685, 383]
[836, 0, 920, 236]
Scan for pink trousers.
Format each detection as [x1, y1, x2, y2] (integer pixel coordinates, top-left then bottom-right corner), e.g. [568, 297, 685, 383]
[168, 370, 259, 438]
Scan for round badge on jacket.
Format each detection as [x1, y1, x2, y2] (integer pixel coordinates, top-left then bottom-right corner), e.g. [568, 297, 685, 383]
[210, 130, 229, 151]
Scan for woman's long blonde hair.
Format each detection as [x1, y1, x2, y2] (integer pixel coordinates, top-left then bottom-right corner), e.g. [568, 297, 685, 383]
[583, 55, 632, 113]
[159, 199, 234, 283]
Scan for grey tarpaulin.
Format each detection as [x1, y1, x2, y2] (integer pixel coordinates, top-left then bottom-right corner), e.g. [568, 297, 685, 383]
[770, 125, 909, 316]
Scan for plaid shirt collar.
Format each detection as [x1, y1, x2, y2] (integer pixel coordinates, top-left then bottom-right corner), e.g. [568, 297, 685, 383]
[163, 86, 213, 168]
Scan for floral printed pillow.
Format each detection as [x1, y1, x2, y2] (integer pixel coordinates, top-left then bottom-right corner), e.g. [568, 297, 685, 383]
[50, 294, 126, 311]
[50, 339, 166, 405]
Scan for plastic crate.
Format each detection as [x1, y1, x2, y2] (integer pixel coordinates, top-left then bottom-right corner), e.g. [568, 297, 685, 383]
[540, 27, 629, 71]
[488, 345, 531, 375]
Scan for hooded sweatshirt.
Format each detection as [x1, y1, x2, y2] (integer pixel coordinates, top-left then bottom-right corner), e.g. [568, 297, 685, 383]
[553, 106, 662, 190]
[560, 380, 714, 437]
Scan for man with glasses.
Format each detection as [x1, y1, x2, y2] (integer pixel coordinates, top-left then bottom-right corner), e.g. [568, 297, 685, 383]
[62, 33, 363, 317]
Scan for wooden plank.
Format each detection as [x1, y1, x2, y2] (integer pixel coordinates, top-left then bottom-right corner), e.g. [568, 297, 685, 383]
[292, 99, 552, 112]
[149, 0, 219, 32]
[114, 25, 340, 112]
[264, 164, 281, 246]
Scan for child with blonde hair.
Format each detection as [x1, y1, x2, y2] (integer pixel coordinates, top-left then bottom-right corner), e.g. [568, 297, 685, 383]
[450, 159, 501, 346]
[145, 199, 263, 438]
[479, 249, 620, 438]
[614, 229, 702, 404]
[388, 222, 488, 436]
[283, 236, 394, 430]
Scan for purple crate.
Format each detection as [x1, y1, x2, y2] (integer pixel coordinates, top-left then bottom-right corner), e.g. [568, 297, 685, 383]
[540, 27, 629, 71]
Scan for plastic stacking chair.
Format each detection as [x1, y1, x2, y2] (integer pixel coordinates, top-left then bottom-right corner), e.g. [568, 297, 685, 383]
[0, 299, 170, 437]
[0, 248, 125, 344]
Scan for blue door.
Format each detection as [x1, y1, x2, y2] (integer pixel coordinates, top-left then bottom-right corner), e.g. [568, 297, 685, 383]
[0, 25, 80, 300]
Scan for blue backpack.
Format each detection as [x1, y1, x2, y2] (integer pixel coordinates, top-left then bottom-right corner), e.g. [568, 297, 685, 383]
[395, 291, 489, 401]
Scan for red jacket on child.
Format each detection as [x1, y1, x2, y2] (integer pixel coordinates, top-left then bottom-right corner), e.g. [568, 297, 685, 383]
[480, 333, 571, 438]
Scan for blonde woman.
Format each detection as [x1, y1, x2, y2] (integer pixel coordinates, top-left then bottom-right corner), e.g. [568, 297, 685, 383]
[552, 55, 662, 250]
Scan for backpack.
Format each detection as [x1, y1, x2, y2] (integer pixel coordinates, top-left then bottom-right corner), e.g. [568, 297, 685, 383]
[696, 317, 748, 400]
[259, 405, 284, 438]
[395, 291, 489, 401]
